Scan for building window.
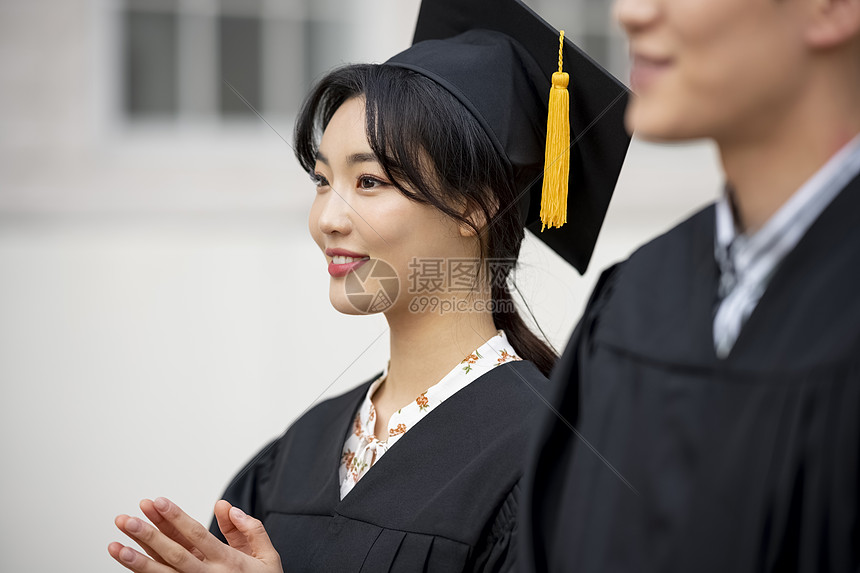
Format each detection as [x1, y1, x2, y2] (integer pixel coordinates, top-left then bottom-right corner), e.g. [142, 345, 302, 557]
[120, 0, 321, 123]
[124, 4, 179, 117]
[218, 12, 263, 116]
[521, 0, 624, 80]
[582, 0, 611, 72]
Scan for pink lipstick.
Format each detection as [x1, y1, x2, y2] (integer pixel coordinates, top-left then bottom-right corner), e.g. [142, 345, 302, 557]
[325, 248, 370, 278]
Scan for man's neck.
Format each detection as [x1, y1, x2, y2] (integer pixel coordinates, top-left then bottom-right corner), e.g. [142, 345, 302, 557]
[717, 72, 860, 234]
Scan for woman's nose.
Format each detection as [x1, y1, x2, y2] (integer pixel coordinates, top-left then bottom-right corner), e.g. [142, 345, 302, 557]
[315, 188, 354, 236]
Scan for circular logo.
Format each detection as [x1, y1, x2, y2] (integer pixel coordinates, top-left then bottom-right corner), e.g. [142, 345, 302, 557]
[344, 259, 400, 313]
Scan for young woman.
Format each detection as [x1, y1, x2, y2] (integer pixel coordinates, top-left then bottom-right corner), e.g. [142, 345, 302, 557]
[107, 1, 630, 571]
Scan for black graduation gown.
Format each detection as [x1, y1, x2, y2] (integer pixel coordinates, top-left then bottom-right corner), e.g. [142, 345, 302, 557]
[522, 175, 860, 572]
[211, 360, 549, 572]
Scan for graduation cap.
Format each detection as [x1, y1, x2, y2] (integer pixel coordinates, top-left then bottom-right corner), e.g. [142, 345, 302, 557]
[384, 0, 631, 273]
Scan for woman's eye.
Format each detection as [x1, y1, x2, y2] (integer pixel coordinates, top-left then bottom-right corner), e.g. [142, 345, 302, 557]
[358, 176, 386, 190]
[311, 173, 330, 188]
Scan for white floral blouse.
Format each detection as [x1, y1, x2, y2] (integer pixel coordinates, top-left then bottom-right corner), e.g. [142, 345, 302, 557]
[338, 330, 521, 499]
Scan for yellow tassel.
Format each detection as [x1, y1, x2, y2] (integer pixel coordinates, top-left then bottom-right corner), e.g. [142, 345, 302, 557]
[540, 30, 570, 231]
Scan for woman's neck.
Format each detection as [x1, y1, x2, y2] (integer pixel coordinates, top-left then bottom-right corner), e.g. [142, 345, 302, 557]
[372, 299, 498, 424]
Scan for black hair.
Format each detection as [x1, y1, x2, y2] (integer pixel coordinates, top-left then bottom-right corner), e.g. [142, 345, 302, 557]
[294, 64, 557, 376]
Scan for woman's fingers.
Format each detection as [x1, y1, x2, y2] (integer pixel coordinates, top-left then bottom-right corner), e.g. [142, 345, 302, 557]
[148, 497, 229, 562]
[115, 514, 170, 566]
[111, 498, 283, 573]
[214, 500, 252, 554]
[227, 505, 282, 566]
[140, 499, 206, 561]
[107, 541, 174, 573]
[117, 514, 206, 573]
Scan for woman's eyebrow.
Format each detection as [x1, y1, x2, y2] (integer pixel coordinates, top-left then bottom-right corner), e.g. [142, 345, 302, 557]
[315, 151, 378, 166]
[347, 152, 378, 165]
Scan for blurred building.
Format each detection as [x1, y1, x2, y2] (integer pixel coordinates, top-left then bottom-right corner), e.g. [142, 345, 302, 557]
[0, 1, 720, 572]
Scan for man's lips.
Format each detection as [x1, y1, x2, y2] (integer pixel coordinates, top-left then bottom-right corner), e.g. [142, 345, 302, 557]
[630, 53, 673, 92]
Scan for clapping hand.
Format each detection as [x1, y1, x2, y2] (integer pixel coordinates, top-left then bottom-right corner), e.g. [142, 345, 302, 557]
[108, 497, 283, 573]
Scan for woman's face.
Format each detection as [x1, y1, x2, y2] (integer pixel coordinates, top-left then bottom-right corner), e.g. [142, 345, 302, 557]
[308, 96, 478, 316]
[615, 0, 809, 143]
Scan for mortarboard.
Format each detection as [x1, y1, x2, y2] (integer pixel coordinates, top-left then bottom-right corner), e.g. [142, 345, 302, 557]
[384, 0, 631, 274]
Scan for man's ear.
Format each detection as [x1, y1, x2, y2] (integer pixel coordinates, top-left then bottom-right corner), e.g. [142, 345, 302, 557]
[805, 0, 860, 49]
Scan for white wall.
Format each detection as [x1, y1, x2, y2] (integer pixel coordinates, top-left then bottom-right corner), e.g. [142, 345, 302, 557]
[0, 1, 722, 571]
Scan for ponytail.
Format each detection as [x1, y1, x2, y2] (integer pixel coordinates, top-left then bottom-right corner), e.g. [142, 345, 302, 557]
[490, 272, 557, 378]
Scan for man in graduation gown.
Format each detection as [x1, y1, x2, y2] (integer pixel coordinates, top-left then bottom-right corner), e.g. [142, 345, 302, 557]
[522, 0, 860, 571]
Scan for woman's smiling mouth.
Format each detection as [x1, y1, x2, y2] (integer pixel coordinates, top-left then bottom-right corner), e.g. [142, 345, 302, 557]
[326, 248, 370, 277]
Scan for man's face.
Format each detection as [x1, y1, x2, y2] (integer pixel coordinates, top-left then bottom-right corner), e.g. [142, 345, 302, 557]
[615, 0, 810, 143]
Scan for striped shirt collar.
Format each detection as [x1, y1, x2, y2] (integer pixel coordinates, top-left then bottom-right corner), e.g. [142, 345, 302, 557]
[713, 132, 860, 357]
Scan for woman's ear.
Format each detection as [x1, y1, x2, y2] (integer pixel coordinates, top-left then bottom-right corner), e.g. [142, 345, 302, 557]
[805, 0, 860, 49]
[458, 196, 498, 238]
[459, 204, 485, 237]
